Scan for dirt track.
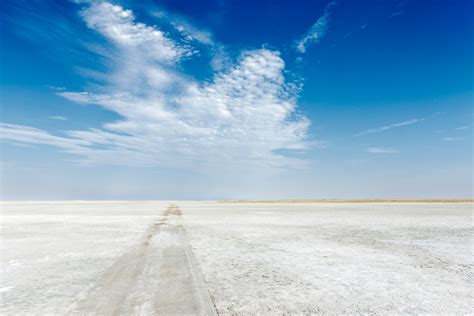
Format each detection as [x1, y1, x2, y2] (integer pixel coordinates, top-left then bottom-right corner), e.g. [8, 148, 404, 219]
[76, 204, 217, 315]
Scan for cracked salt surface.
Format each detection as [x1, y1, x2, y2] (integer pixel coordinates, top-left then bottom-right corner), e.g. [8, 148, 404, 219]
[1, 202, 215, 315]
[180, 201, 473, 314]
[1, 201, 473, 314]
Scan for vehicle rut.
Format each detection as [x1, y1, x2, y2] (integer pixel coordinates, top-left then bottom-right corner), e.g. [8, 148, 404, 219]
[75, 204, 217, 315]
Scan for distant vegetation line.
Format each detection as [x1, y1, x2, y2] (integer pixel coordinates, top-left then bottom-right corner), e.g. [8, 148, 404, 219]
[221, 199, 474, 203]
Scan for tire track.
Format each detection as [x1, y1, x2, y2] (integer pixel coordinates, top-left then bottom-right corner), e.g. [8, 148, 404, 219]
[75, 204, 217, 315]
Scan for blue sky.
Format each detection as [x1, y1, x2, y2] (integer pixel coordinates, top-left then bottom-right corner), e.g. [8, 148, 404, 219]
[1, 0, 472, 200]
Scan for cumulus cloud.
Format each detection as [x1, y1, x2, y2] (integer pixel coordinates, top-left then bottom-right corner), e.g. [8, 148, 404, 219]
[355, 118, 423, 137]
[1, 1, 310, 168]
[295, 1, 336, 53]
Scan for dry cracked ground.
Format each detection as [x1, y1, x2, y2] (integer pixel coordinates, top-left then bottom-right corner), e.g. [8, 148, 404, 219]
[1, 201, 473, 314]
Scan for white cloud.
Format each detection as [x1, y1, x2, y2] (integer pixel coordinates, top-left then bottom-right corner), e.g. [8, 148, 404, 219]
[151, 7, 215, 46]
[455, 125, 470, 130]
[210, 45, 232, 71]
[442, 137, 463, 142]
[366, 147, 399, 154]
[1, 2, 310, 169]
[355, 118, 423, 136]
[48, 116, 67, 121]
[295, 2, 336, 53]
[81, 2, 192, 62]
[390, 11, 403, 18]
[389, 0, 408, 19]
[0, 124, 89, 150]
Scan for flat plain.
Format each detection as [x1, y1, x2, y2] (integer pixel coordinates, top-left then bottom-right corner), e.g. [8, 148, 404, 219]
[1, 201, 472, 314]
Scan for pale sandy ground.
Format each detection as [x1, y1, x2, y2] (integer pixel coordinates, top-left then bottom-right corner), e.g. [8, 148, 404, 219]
[1, 201, 473, 314]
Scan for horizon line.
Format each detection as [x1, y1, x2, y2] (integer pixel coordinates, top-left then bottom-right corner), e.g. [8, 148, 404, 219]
[1, 199, 473, 203]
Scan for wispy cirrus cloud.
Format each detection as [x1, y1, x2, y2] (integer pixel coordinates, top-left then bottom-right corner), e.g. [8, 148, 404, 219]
[1, 1, 310, 169]
[355, 118, 424, 137]
[389, 0, 408, 19]
[48, 116, 67, 121]
[295, 1, 336, 53]
[152, 9, 214, 46]
[0, 124, 89, 149]
[366, 147, 399, 154]
[442, 137, 463, 142]
[455, 125, 470, 130]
